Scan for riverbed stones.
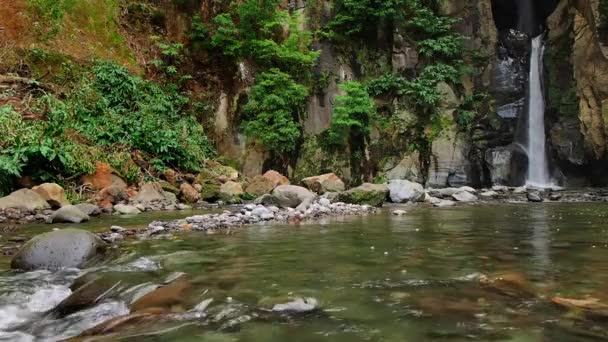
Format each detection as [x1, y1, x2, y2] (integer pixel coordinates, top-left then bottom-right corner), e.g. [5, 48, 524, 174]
[301, 173, 345, 194]
[387, 180, 424, 203]
[32, 183, 70, 208]
[272, 185, 316, 208]
[48, 205, 90, 223]
[11, 228, 107, 270]
[338, 183, 388, 207]
[452, 191, 478, 202]
[0, 189, 50, 211]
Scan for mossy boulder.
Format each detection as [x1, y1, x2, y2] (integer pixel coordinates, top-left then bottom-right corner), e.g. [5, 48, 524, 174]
[338, 183, 388, 207]
[200, 183, 221, 201]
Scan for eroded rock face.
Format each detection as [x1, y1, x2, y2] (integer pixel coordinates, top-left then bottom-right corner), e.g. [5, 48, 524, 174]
[11, 229, 106, 270]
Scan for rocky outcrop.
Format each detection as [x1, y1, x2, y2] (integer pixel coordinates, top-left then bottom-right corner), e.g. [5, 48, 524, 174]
[11, 229, 107, 270]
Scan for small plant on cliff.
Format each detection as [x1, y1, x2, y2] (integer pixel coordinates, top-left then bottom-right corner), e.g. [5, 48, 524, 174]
[325, 81, 377, 147]
[242, 69, 309, 154]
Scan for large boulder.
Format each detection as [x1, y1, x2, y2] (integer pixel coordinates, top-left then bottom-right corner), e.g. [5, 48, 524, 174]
[245, 176, 275, 197]
[387, 180, 424, 203]
[338, 183, 388, 207]
[11, 229, 107, 270]
[134, 183, 171, 204]
[0, 189, 50, 211]
[53, 273, 124, 317]
[32, 183, 70, 208]
[262, 170, 289, 187]
[179, 183, 200, 204]
[113, 204, 141, 215]
[272, 185, 316, 208]
[95, 185, 128, 209]
[301, 173, 345, 194]
[200, 183, 220, 201]
[48, 205, 90, 223]
[219, 181, 244, 202]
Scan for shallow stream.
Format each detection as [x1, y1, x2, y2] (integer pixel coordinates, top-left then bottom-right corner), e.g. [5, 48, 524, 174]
[1, 203, 607, 341]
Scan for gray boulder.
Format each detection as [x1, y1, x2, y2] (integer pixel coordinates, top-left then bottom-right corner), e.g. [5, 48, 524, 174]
[0, 189, 50, 211]
[134, 183, 170, 203]
[11, 229, 107, 270]
[254, 194, 280, 206]
[272, 185, 316, 208]
[48, 205, 90, 223]
[387, 180, 424, 203]
[527, 191, 543, 202]
[75, 203, 102, 216]
[452, 191, 478, 202]
[114, 204, 141, 215]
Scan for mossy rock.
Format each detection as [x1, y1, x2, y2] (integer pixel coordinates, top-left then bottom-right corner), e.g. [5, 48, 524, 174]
[200, 183, 220, 201]
[159, 181, 179, 194]
[196, 169, 218, 185]
[337, 183, 388, 207]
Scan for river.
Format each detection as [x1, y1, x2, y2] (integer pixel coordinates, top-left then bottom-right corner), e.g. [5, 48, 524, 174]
[1, 203, 607, 341]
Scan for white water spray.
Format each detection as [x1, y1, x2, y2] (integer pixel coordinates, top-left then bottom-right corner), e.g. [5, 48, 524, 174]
[525, 35, 552, 188]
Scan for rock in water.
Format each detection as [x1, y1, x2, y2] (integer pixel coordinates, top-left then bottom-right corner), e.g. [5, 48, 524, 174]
[0, 189, 50, 211]
[130, 275, 191, 312]
[48, 205, 90, 223]
[272, 185, 316, 208]
[451, 191, 478, 202]
[338, 183, 388, 207]
[527, 191, 543, 202]
[113, 204, 141, 215]
[549, 192, 563, 201]
[11, 229, 107, 270]
[392, 209, 407, 216]
[387, 180, 424, 203]
[75, 203, 102, 216]
[272, 297, 319, 314]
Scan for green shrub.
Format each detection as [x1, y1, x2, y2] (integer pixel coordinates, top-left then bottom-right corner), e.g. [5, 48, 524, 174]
[325, 82, 377, 147]
[242, 69, 309, 154]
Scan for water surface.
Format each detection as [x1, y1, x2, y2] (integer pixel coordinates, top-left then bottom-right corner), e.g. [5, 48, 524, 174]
[1, 203, 607, 341]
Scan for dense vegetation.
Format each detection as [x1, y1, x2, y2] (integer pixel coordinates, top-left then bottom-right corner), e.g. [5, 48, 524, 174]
[0, 61, 214, 194]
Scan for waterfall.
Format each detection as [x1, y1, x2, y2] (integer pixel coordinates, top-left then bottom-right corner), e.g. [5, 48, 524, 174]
[525, 35, 552, 188]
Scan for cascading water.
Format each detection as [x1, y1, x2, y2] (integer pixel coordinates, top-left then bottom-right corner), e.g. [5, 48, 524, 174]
[525, 35, 552, 188]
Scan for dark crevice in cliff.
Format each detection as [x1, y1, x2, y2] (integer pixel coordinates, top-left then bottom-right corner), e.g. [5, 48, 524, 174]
[491, 0, 559, 35]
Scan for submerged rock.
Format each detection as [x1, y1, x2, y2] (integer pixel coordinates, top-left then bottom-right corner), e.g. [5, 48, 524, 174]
[53, 273, 123, 317]
[387, 180, 424, 203]
[130, 275, 191, 312]
[11, 228, 107, 270]
[271, 297, 319, 314]
[48, 205, 90, 223]
[392, 209, 407, 216]
[338, 183, 388, 207]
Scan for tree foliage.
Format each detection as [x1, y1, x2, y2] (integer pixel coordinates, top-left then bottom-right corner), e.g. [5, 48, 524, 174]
[242, 69, 309, 154]
[325, 82, 377, 147]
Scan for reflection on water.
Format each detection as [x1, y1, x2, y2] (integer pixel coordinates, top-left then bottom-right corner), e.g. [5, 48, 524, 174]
[1, 203, 608, 341]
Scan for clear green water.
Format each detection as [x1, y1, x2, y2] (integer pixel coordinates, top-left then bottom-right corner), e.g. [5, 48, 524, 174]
[2, 203, 608, 341]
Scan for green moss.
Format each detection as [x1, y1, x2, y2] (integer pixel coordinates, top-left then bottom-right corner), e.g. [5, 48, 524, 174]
[200, 183, 220, 201]
[337, 185, 387, 207]
[546, 28, 579, 117]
